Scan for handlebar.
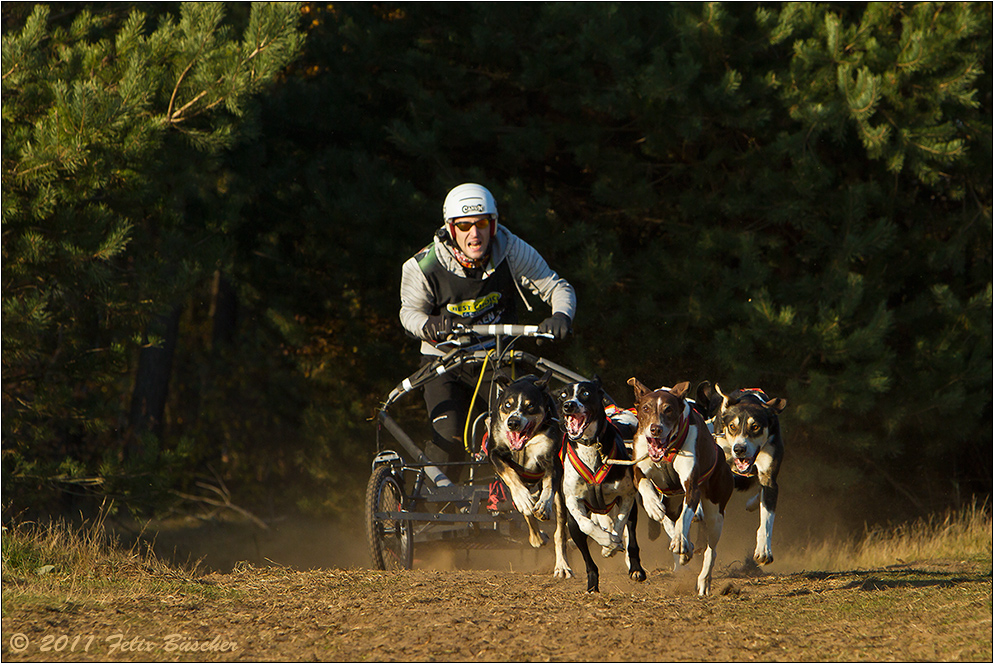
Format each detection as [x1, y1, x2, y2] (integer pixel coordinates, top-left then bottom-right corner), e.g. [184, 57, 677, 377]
[462, 323, 553, 339]
[432, 323, 553, 351]
[381, 323, 560, 408]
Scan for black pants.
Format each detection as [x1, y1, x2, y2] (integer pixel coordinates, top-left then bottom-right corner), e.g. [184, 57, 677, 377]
[421, 357, 499, 469]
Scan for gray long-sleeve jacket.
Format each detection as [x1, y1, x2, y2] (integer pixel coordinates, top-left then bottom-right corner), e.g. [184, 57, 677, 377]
[400, 225, 576, 355]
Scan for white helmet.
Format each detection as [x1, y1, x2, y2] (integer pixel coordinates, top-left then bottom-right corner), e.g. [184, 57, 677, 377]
[442, 183, 499, 223]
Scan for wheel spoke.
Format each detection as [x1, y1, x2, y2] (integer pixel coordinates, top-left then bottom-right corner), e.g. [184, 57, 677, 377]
[365, 464, 413, 570]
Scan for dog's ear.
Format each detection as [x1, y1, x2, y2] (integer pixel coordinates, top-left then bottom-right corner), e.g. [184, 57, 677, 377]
[495, 372, 513, 388]
[534, 368, 554, 390]
[767, 397, 787, 414]
[693, 381, 712, 417]
[627, 377, 651, 401]
[670, 381, 691, 398]
[715, 383, 732, 409]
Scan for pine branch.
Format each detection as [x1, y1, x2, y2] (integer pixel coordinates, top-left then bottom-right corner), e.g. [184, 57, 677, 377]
[166, 11, 217, 123]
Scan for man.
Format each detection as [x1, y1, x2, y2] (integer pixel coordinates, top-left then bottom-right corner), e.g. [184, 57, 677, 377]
[400, 183, 576, 469]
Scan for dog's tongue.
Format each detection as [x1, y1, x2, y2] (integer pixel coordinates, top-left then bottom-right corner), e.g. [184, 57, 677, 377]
[646, 437, 665, 461]
[566, 413, 587, 438]
[507, 430, 528, 451]
[734, 458, 753, 473]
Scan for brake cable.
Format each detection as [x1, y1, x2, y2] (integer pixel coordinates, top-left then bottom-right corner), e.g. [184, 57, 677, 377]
[462, 328, 539, 453]
[463, 349, 494, 453]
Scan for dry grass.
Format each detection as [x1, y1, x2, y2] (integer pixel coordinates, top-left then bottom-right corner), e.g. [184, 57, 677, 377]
[1, 503, 211, 609]
[778, 500, 992, 572]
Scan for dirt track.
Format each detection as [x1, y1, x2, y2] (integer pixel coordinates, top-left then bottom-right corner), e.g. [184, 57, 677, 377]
[3, 554, 990, 662]
[4, 483, 992, 662]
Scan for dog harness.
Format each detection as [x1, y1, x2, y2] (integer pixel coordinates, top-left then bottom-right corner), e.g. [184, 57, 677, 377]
[560, 425, 628, 514]
[584, 495, 621, 514]
[485, 454, 545, 514]
[654, 449, 721, 497]
[487, 463, 545, 513]
[658, 408, 691, 463]
[507, 459, 545, 483]
[560, 433, 625, 485]
[650, 405, 721, 497]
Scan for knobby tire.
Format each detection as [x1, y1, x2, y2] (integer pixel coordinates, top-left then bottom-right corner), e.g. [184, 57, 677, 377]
[365, 464, 413, 570]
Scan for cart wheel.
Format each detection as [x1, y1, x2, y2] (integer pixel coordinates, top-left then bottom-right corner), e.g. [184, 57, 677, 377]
[365, 464, 413, 570]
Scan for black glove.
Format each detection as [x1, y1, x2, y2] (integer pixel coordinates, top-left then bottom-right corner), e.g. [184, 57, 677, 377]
[423, 315, 453, 341]
[537, 312, 571, 340]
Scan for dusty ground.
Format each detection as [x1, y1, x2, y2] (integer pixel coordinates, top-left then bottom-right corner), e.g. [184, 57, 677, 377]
[3, 548, 991, 662]
[3, 486, 991, 661]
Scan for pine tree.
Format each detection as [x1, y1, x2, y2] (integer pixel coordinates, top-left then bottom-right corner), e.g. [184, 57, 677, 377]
[237, 2, 989, 514]
[2, 3, 304, 505]
[6, 2, 986, 519]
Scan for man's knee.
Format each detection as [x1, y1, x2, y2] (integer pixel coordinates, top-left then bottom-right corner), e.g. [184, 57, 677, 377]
[430, 411, 464, 449]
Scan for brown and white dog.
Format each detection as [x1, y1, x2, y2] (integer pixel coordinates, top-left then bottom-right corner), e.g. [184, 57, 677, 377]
[702, 383, 787, 566]
[628, 378, 733, 596]
[488, 372, 572, 579]
[556, 378, 646, 593]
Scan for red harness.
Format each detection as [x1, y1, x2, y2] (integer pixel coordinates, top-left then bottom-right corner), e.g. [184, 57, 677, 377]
[584, 496, 621, 514]
[508, 459, 545, 483]
[562, 438, 614, 485]
[560, 425, 627, 514]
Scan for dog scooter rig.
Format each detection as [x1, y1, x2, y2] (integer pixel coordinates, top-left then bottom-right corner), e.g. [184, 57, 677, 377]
[365, 324, 597, 571]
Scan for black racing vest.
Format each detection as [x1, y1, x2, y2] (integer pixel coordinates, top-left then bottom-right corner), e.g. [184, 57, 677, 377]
[416, 243, 518, 327]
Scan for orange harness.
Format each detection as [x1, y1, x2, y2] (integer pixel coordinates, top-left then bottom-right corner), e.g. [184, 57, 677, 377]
[560, 425, 627, 514]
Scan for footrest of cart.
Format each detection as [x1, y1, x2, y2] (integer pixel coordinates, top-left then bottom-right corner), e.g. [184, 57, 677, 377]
[374, 510, 517, 523]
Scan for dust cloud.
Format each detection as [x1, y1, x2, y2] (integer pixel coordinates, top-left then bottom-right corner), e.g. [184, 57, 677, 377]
[134, 445, 883, 576]
[137, 516, 370, 572]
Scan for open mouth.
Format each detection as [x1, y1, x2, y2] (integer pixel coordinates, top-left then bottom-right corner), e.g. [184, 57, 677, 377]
[564, 411, 590, 439]
[464, 236, 485, 256]
[732, 455, 758, 475]
[645, 436, 666, 462]
[506, 424, 534, 451]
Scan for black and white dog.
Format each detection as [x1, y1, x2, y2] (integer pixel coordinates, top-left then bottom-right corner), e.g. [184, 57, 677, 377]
[699, 382, 787, 566]
[488, 372, 572, 579]
[556, 378, 646, 593]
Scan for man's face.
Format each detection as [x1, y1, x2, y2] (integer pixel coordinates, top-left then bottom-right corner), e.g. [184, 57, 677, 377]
[451, 215, 492, 261]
